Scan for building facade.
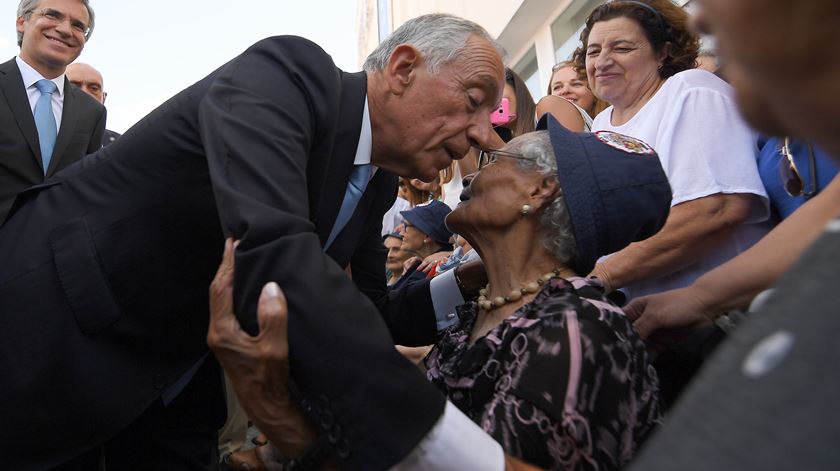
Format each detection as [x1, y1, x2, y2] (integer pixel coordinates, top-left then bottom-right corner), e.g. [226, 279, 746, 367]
[357, 0, 693, 102]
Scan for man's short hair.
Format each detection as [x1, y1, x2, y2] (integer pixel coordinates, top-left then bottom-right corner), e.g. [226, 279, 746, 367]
[17, 0, 96, 46]
[363, 13, 505, 74]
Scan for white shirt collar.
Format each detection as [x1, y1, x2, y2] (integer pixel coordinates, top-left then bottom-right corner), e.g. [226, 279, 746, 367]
[16, 56, 65, 97]
[353, 97, 372, 166]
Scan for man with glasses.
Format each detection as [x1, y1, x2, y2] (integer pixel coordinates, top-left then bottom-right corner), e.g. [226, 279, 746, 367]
[0, 12, 505, 471]
[0, 0, 105, 223]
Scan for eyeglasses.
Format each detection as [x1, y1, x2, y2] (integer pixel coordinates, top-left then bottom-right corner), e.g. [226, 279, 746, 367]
[779, 137, 816, 197]
[28, 8, 91, 39]
[476, 149, 530, 170]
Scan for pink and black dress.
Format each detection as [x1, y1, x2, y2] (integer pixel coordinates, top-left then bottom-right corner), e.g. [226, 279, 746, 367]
[425, 277, 661, 470]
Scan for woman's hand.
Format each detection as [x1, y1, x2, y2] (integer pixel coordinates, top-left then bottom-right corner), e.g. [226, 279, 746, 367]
[623, 286, 717, 346]
[417, 251, 452, 274]
[208, 239, 316, 458]
[403, 256, 420, 272]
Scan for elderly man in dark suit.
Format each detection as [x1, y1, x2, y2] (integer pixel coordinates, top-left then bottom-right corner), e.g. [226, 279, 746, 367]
[0, 0, 105, 223]
[0, 13, 507, 471]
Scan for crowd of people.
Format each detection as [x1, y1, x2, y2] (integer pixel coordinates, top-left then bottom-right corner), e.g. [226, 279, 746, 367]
[1, 0, 839, 470]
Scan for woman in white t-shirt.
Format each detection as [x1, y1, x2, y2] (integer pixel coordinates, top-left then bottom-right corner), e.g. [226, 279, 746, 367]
[572, 0, 771, 300]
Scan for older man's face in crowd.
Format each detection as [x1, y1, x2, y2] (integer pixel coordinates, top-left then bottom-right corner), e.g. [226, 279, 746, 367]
[695, 0, 840, 156]
[375, 36, 505, 182]
[66, 63, 105, 103]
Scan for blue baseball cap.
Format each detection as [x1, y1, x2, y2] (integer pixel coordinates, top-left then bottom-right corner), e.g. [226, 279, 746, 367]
[537, 113, 672, 275]
[400, 200, 453, 247]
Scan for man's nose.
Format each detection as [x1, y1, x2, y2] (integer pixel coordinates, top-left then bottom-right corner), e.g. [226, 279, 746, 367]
[466, 120, 490, 149]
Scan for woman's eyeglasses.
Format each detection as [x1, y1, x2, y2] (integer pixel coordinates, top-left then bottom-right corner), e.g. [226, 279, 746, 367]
[476, 149, 530, 170]
[779, 137, 816, 197]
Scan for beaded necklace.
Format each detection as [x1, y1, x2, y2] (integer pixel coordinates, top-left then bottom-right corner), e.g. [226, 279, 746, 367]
[477, 268, 563, 311]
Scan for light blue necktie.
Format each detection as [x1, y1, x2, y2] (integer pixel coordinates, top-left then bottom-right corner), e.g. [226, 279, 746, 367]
[34, 79, 58, 176]
[325, 164, 373, 250]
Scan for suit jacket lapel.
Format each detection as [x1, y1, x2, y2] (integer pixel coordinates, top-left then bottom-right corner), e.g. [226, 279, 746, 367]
[0, 58, 42, 169]
[48, 78, 79, 176]
[314, 71, 368, 246]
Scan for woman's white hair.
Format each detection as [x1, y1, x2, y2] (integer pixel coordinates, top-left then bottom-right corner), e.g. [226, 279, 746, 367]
[363, 13, 505, 74]
[505, 131, 579, 268]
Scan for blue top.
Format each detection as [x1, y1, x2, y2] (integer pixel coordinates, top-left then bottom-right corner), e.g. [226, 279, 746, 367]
[756, 137, 839, 219]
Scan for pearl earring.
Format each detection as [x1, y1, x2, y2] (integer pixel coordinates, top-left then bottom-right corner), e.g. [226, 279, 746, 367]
[520, 204, 532, 215]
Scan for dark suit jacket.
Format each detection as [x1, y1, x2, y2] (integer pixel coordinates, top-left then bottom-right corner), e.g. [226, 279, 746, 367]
[0, 58, 105, 223]
[0, 37, 442, 471]
[102, 128, 120, 147]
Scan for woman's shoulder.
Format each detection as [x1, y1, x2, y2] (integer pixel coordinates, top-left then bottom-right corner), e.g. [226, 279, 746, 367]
[535, 95, 588, 132]
[664, 68, 734, 98]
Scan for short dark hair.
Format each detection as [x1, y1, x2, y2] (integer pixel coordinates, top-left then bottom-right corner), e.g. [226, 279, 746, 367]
[572, 0, 699, 80]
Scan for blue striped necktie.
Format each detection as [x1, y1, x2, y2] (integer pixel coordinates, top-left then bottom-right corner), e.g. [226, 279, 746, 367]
[325, 164, 373, 250]
[34, 79, 58, 175]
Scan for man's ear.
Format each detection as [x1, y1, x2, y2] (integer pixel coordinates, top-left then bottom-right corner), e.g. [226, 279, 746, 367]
[16, 16, 25, 37]
[384, 44, 421, 96]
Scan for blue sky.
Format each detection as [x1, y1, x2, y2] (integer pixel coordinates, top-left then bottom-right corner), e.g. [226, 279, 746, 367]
[1, 1, 360, 133]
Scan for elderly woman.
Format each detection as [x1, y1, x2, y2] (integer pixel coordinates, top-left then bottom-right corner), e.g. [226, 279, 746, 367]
[209, 115, 671, 470]
[383, 231, 410, 286]
[574, 0, 772, 300]
[392, 200, 453, 288]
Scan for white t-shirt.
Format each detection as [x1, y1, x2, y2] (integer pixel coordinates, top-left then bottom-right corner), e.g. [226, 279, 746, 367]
[592, 69, 772, 299]
[442, 164, 464, 211]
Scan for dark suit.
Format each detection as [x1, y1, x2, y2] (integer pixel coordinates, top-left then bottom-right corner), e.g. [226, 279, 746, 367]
[0, 58, 105, 223]
[102, 128, 120, 147]
[0, 36, 442, 470]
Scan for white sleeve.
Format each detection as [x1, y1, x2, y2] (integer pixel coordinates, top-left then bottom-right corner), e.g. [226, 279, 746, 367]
[429, 269, 464, 331]
[658, 87, 769, 222]
[389, 401, 506, 471]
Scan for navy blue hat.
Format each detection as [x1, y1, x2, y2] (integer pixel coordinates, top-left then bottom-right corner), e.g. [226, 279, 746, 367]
[536, 113, 672, 275]
[400, 200, 453, 247]
[382, 231, 403, 241]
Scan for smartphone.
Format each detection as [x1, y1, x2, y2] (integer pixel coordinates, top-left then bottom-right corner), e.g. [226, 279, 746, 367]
[490, 98, 516, 125]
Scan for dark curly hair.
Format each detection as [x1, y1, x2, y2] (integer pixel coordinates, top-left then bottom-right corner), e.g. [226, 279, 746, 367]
[572, 0, 699, 80]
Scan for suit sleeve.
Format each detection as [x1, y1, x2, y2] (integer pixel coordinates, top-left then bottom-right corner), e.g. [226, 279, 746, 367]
[198, 37, 445, 471]
[349, 201, 439, 347]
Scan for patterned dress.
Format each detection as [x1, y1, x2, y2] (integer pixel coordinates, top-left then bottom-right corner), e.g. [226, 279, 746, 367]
[425, 277, 661, 470]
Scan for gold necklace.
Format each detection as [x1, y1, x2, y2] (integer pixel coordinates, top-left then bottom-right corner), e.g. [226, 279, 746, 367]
[477, 268, 563, 311]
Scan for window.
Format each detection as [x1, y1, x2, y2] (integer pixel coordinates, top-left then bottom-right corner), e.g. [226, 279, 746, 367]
[551, 0, 605, 63]
[512, 47, 541, 103]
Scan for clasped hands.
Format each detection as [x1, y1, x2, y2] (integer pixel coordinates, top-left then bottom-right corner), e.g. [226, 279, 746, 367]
[207, 238, 316, 461]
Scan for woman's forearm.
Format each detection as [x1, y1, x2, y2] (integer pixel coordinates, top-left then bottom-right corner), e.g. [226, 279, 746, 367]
[593, 193, 755, 291]
[692, 175, 840, 313]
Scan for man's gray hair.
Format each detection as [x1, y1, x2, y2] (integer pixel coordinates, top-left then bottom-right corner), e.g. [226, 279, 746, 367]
[506, 131, 579, 268]
[17, 0, 96, 46]
[363, 13, 505, 74]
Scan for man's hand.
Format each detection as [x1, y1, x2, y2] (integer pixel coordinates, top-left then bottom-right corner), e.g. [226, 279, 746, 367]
[208, 238, 316, 457]
[623, 286, 717, 347]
